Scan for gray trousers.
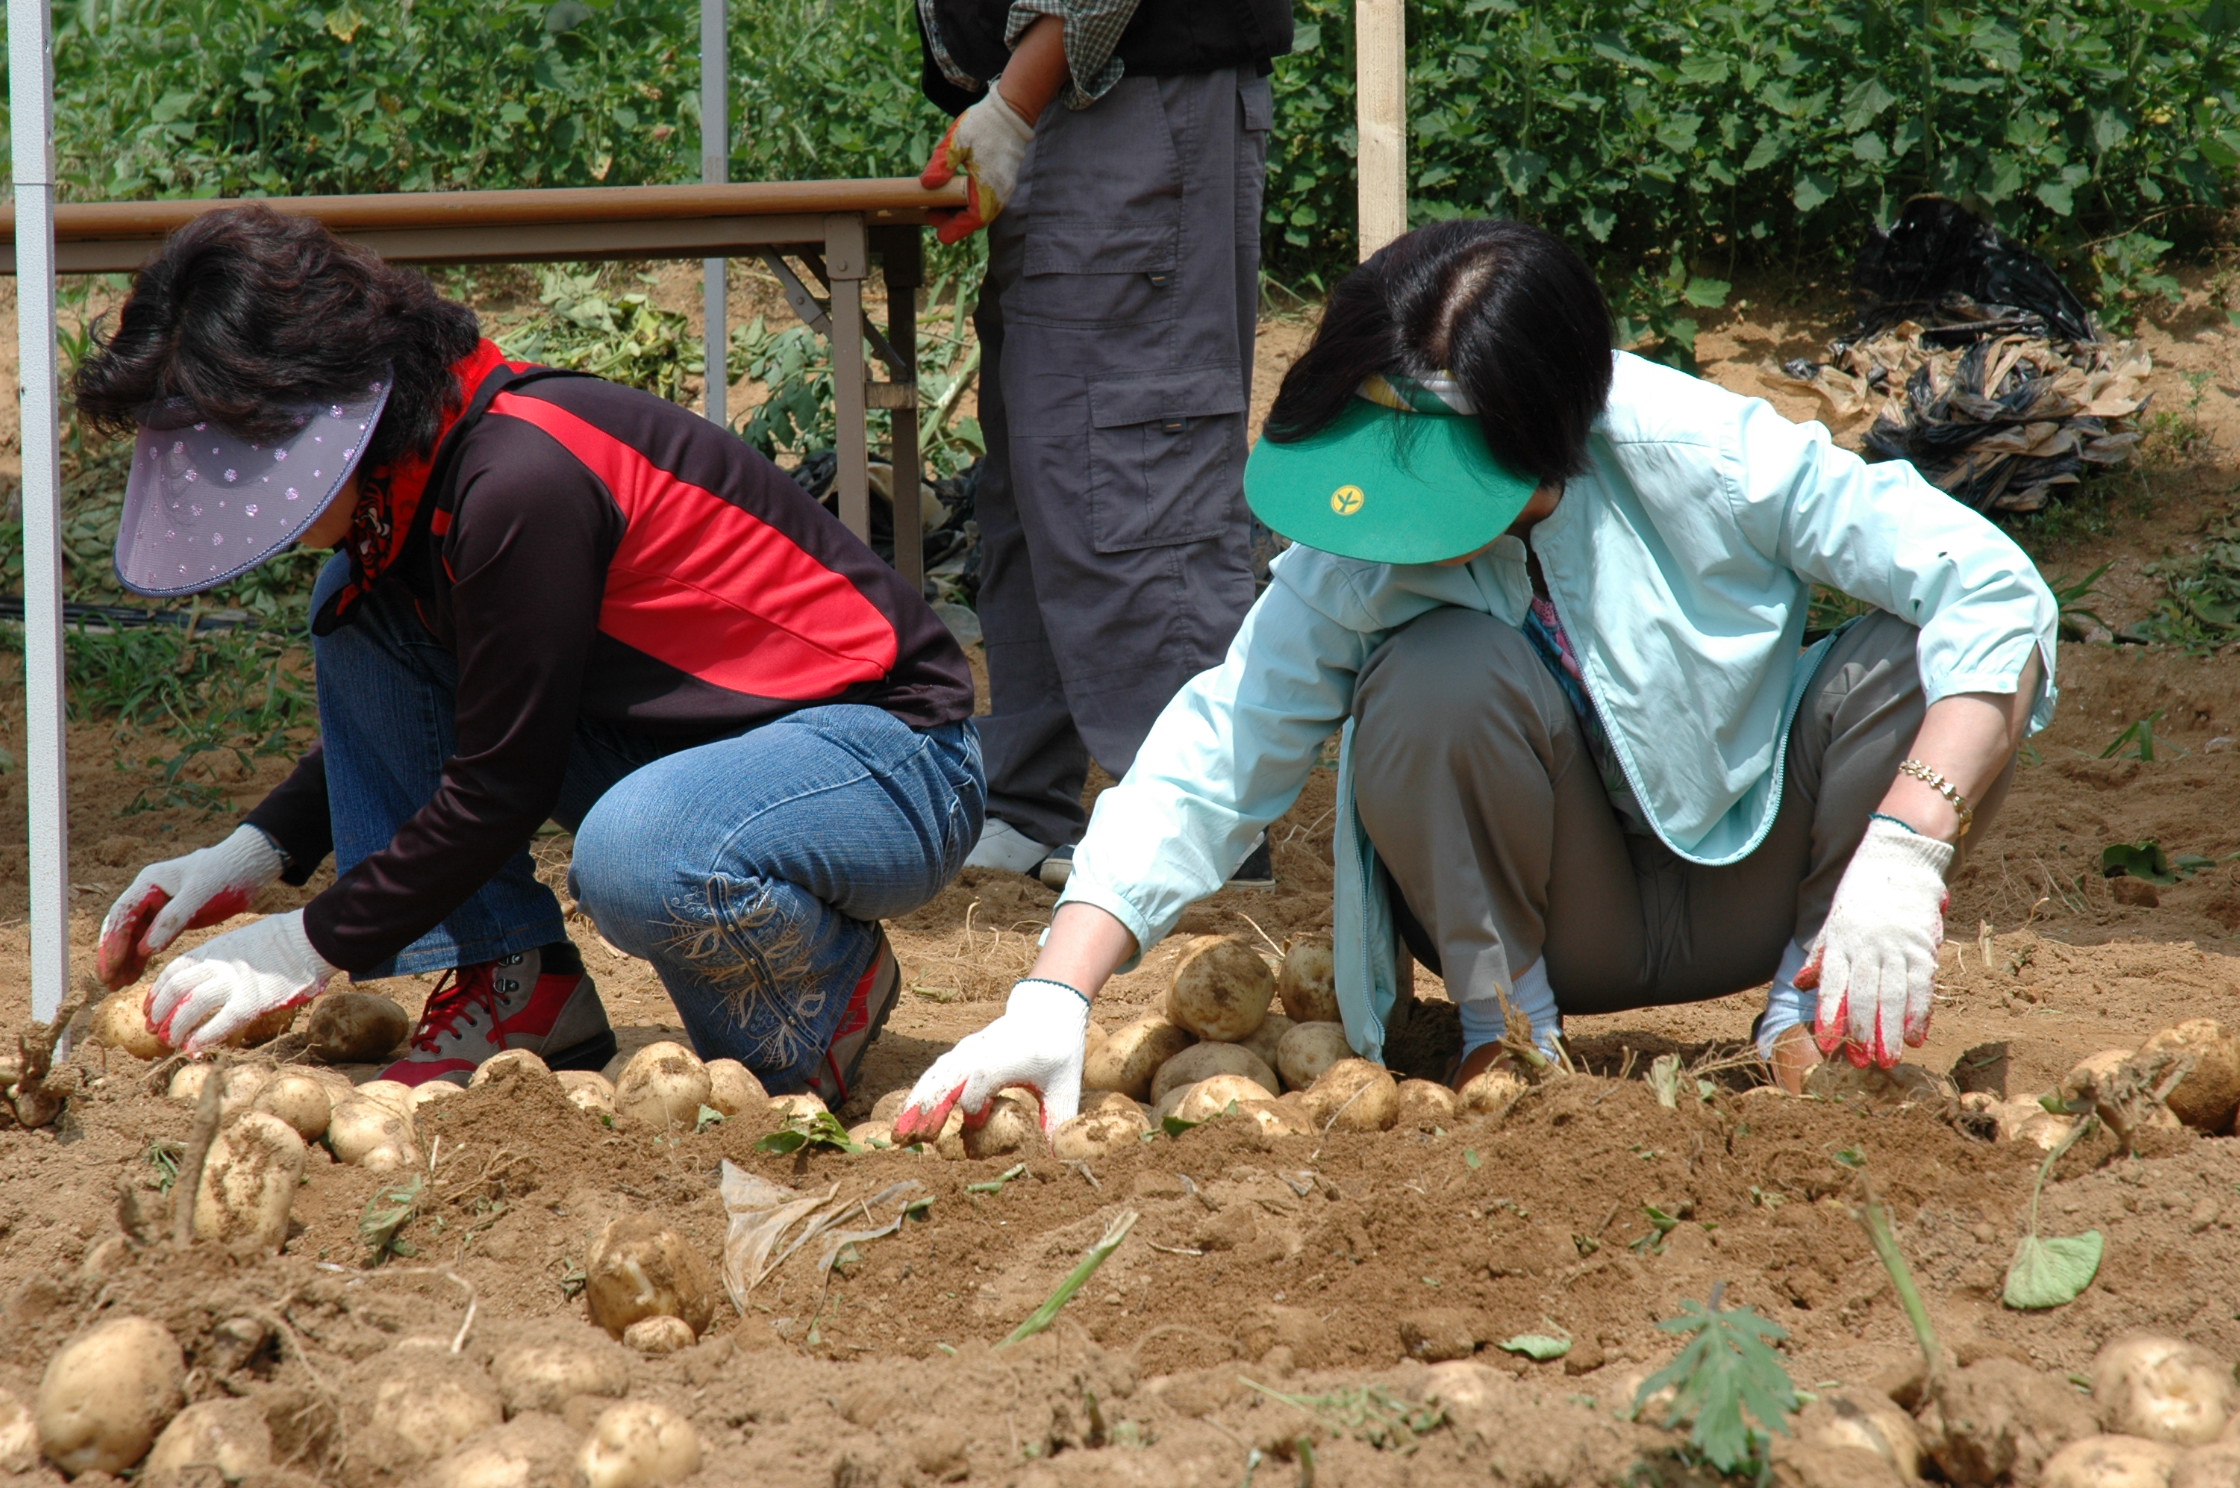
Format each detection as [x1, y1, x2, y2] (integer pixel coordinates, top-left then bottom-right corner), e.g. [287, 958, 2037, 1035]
[973, 68, 1268, 846]
[1349, 609, 2014, 1016]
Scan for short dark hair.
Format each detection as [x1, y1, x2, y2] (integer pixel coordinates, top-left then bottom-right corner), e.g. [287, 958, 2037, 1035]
[73, 204, 481, 473]
[1265, 219, 1615, 485]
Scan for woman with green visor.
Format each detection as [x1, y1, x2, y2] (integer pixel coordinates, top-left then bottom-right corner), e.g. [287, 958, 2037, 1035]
[894, 218, 2054, 1137]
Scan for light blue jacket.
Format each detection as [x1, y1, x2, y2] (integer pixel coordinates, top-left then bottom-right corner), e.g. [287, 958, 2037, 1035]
[1058, 351, 2059, 1061]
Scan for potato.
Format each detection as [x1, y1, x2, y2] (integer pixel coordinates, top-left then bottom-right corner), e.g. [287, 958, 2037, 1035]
[847, 1120, 896, 1148]
[414, 1080, 466, 1111]
[1396, 1078, 1458, 1130]
[1086, 1090, 1147, 1117]
[1166, 935, 1276, 1042]
[767, 1091, 828, 1123]
[614, 1042, 711, 1128]
[1794, 1387, 1922, 1480]
[1051, 1108, 1149, 1160]
[1457, 1065, 1529, 1119]
[1276, 1021, 1353, 1091]
[167, 1061, 213, 1105]
[363, 1362, 504, 1470]
[1805, 1061, 1955, 1107]
[623, 1316, 697, 1355]
[2064, 1049, 2140, 1102]
[925, 1107, 969, 1160]
[89, 992, 168, 1060]
[326, 1094, 423, 1170]
[1225, 1005, 1288, 1062]
[468, 1048, 551, 1087]
[2041, 1434, 2183, 1488]
[1150, 1042, 1278, 1105]
[2016, 1110, 2078, 1150]
[0, 1385, 34, 1474]
[306, 991, 410, 1063]
[1168, 1074, 1281, 1124]
[354, 1079, 417, 1118]
[586, 1216, 718, 1340]
[166, 1060, 274, 1117]
[1084, 1020, 1109, 1061]
[1303, 1058, 1399, 1131]
[1234, 1098, 1314, 1138]
[36, 1315, 186, 1475]
[250, 1069, 333, 1142]
[559, 1070, 617, 1118]
[962, 1091, 1041, 1159]
[1988, 1098, 2052, 1142]
[2093, 1336, 2236, 1445]
[2138, 1020, 2240, 1134]
[145, 1398, 272, 1482]
[305, 1065, 357, 1109]
[870, 1089, 909, 1123]
[231, 1000, 301, 1048]
[704, 1059, 768, 1117]
[193, 1110, 307, 1251]
[2173, 1440, 2240, 1488]
[1277, 937, 1340, 1024]
[577, 1401, 702, 1488]
[489, 1336, 630, 1416]
[1083, 1015, 1196, 1101]
[419, 1415, 580, 1488]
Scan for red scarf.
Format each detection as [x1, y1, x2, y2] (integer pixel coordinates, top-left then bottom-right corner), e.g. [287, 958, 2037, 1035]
[329, 338, 509, 622]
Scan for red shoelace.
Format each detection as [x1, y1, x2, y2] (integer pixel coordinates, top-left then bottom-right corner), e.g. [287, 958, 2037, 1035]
[409, 962, 503, 1053]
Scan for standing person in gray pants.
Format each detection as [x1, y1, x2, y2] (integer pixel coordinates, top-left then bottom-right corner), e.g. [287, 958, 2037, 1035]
[891, 219, 2062, 1145]
[915, 0, 1289, 889]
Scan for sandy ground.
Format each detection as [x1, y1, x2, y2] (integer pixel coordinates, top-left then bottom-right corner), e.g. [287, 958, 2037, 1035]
[0, 276, 2236, 1486]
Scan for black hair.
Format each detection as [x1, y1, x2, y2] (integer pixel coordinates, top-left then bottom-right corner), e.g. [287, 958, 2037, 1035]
[72, 203, 481, 473]
[1264, 219, 1615, 484]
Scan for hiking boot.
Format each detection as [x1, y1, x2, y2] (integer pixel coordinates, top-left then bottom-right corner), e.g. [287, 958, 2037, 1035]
[379, 941, 617, 1088]
[806, 927, 901, 1108]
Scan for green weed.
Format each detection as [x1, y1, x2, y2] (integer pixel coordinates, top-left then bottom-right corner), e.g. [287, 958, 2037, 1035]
[2136, 523, 2240, 651]
[1632, 1285, 1798, 1477]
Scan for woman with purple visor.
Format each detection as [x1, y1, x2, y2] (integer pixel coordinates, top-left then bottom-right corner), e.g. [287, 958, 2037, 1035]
[77, 204, 984, 1105]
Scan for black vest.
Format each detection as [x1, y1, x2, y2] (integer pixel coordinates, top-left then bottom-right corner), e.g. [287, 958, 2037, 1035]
[919, 0, 1293, 114]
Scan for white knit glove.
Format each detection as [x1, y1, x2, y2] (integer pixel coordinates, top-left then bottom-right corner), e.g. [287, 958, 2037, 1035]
[919, 87, 1036, 244]
[99, 824, 286, 989]
[146, 910, 338, 1054]
[1797, 817, 1954, 1067]
[895, 978, 1088, 1140]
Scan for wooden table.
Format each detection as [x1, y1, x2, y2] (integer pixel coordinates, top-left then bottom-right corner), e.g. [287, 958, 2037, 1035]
[0, 178, 966, 588]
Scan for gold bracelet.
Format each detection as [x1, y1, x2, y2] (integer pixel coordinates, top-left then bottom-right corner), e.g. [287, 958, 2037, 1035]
[1896, 758, 1974, 838]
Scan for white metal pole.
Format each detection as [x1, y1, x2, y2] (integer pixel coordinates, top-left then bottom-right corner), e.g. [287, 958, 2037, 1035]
[10, 0, 73, 1023]
[700, 0, 728, 427]
[1355, 0, 1407, 258]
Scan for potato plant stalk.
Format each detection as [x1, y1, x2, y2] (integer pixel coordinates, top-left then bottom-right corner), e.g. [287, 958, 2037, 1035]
[999, 1209, 1137, 1348]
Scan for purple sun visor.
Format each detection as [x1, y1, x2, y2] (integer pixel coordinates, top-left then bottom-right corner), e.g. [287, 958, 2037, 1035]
[114, 376, 391, 597]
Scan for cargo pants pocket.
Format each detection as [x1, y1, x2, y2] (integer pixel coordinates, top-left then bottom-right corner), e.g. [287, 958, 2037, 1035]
[1085, 365, 1248, 553]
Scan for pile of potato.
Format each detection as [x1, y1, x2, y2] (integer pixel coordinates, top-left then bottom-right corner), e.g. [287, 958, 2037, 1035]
[1961, 1019, 2240, 1148]
[841, 935, 1531, 1163]
[9, 1313, 703, 1486]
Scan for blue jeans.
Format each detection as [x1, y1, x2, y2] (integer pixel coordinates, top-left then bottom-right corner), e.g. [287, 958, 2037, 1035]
[310, 555, 985, 1088]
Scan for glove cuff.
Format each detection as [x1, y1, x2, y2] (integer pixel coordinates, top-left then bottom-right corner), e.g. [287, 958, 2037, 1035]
[1008, 977, 1091, 1025]
[1860, 814, 1956, 875]
[276, 909, 342, 982]
[220, 823, 288, 887]
[981, 84, 1038, 139]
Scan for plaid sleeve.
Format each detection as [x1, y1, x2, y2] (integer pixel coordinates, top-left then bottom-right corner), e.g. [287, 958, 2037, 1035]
[917, 0, 983, 93]
[1007, 0, 1141, 106]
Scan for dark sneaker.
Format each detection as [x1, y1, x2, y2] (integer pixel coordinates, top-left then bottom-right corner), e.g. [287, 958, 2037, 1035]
[807, 928, 901, 1108]
[379, 941, 617, 1088]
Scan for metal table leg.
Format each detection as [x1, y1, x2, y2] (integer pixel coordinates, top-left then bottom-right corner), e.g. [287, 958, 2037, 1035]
[878, 226, 924, 594]
[825, 212, 871, 543]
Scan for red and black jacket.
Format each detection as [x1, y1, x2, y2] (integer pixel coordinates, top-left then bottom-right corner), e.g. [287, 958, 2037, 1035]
[248, 363, 975, 972]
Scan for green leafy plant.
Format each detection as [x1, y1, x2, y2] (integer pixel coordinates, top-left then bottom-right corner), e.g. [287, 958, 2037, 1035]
[359, 1173, 427, 1265]
[2004, 1115, 2104, 1310]
[1633, 1285, 1798, 1476]
[2100, 839, 2223, 885]
[2100, 710, 2169, 761]
[1497, 1330, 1572, 1361]
[999, 1209, 1137, 1347]
[499, 266, 699, 402]
[755, 1110, 860, 1155]
[2137, 524, 2240, 652]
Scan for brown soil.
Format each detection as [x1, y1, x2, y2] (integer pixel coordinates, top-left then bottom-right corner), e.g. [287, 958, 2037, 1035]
[1, 285, 2237, 1486]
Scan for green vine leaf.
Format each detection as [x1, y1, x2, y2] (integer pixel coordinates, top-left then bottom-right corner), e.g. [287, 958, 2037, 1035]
[2004, 1232, 2104, 1309]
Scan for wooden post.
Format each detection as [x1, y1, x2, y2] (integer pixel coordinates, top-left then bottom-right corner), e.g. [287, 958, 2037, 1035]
[1354, 0, 1407, 259]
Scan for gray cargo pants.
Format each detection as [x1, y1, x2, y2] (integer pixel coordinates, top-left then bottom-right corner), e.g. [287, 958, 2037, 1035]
[1349, 608, 2014, 1016]
[972, 67, 1268, 847]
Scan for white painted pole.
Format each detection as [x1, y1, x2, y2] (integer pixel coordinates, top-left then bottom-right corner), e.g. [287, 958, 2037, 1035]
[1355, 0, 1407, 259]
[700, 0, 727, 427]
[9, 0, 73, 1023]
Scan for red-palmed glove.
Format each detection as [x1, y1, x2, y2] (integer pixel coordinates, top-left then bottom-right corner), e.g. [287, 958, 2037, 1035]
[895, 978, 1088, 1140]
[145, 910, 338, 1054]
[1796, 817, 1954, 1067]
[919, 87, 1035, 245]
[98, 825, 285, 989]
